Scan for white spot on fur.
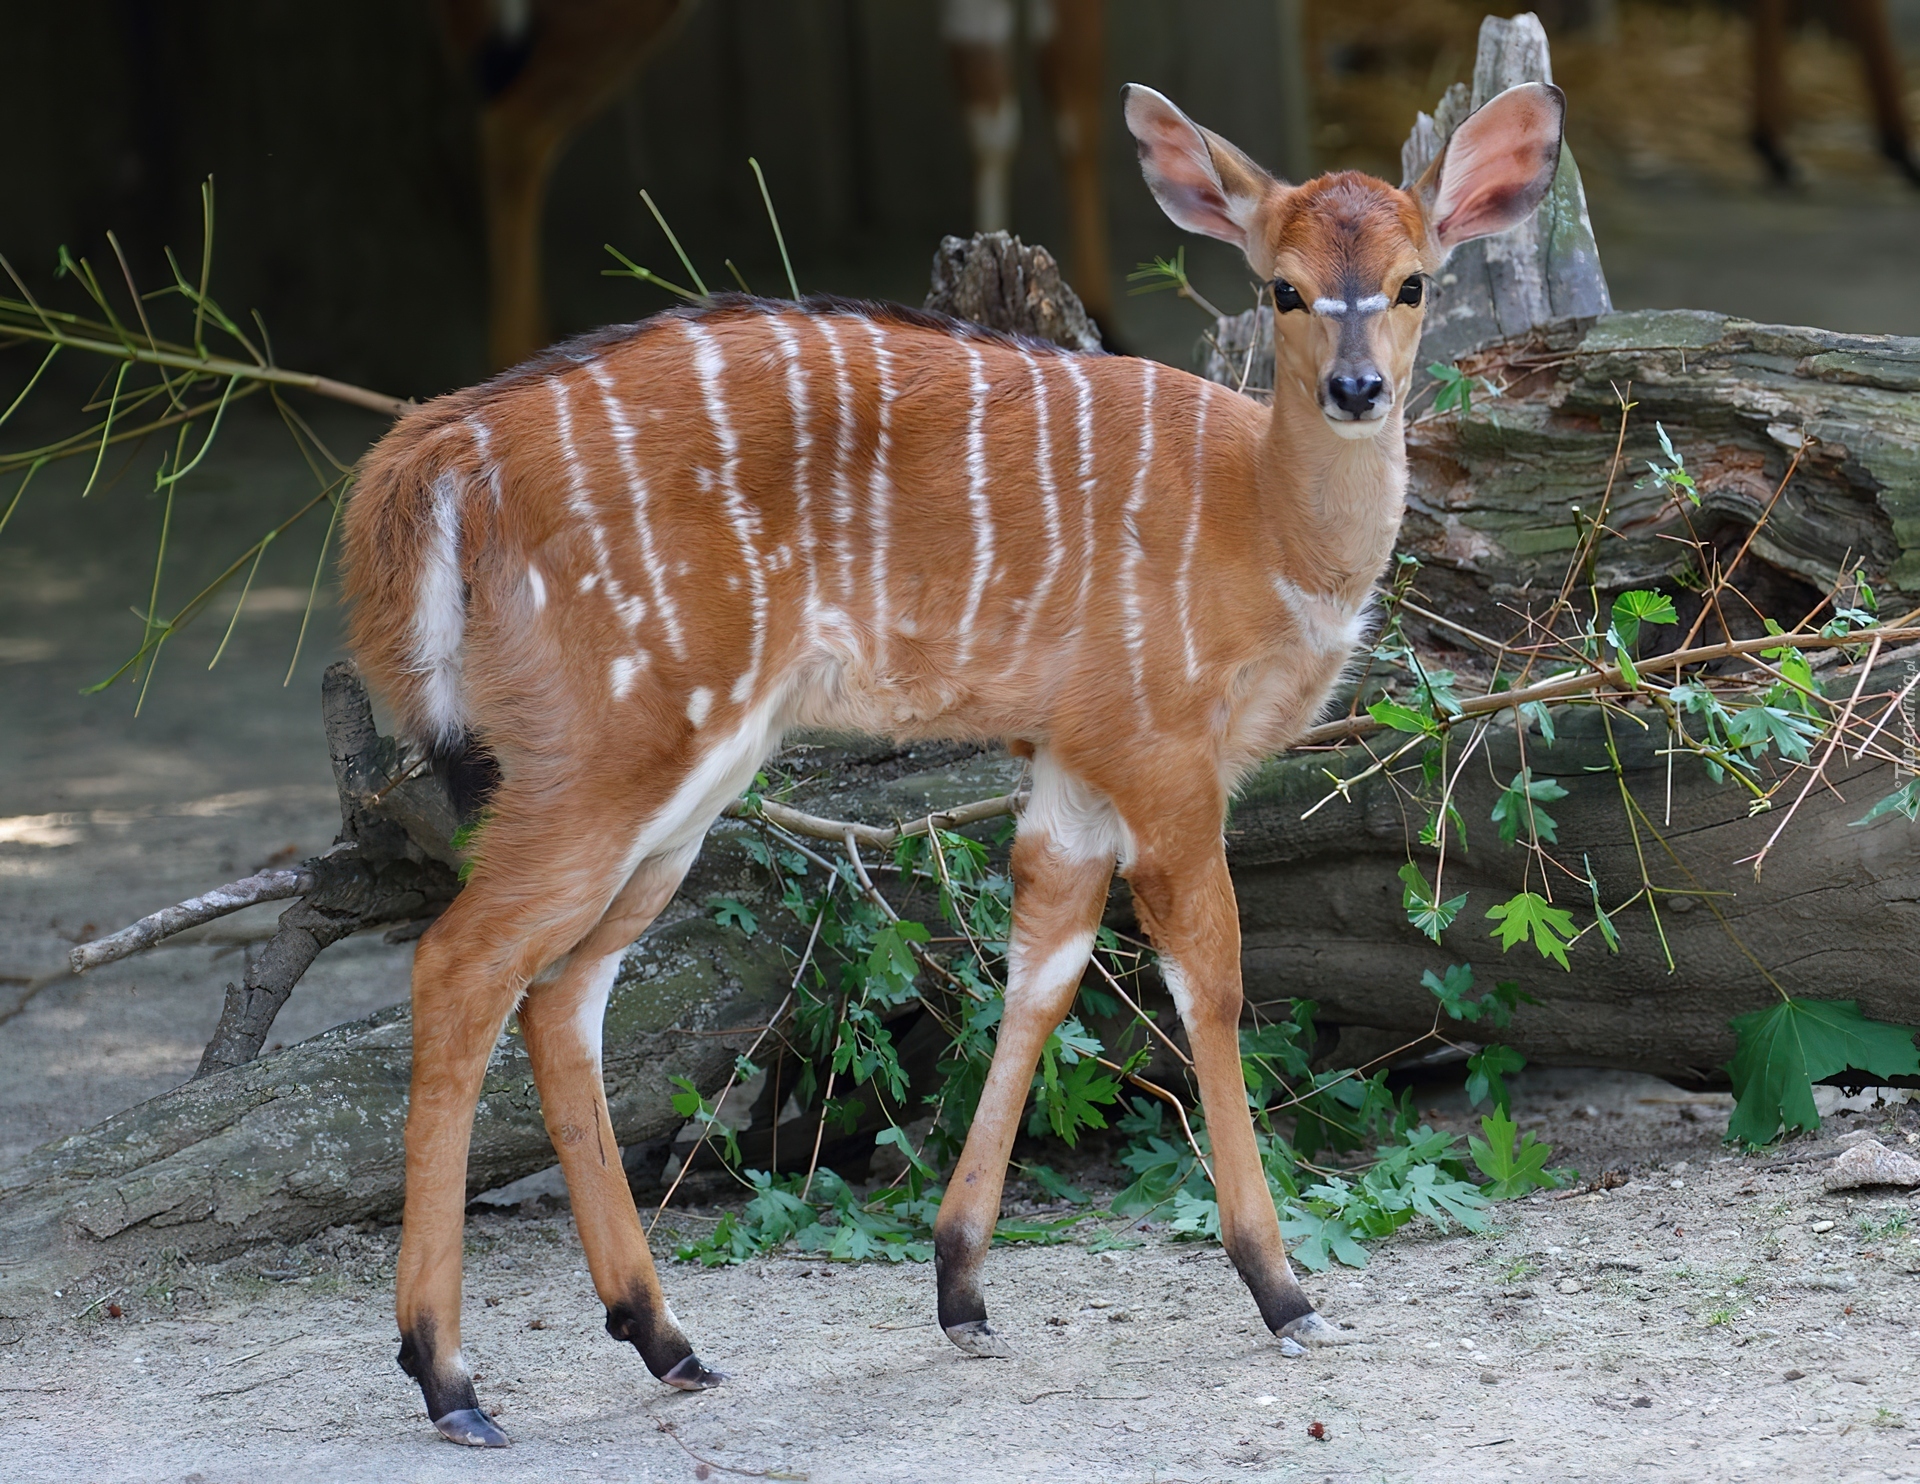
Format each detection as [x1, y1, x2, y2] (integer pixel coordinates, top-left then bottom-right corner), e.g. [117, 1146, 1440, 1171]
[1023, 748, 1132, 867]
[526, 563, 547, 611]
[610, 653, 641, 700]
[687, 686, 714, 728]
[1312, 297, 1348, 316]
[1119, 362, 1159, 709]
[1005, 927, 1097, 1011]
[1354, 293, 1390, 313]
[1160, 958, 1196, 1020]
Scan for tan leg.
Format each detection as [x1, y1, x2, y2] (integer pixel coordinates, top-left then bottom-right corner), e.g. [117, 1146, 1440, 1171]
[394, 786, 665, 1446]
[516, 846, 722, 1389]
[1035, 0, 1114, 327]
[935, 753, 1116, 1355]
[1750, 0, 1794, 184]
[1125, 830, 1334, 1346]
[943, 0, 1021, 233]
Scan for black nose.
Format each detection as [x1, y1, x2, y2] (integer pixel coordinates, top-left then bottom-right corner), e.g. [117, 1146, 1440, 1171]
[1326, 371, 1385, 417]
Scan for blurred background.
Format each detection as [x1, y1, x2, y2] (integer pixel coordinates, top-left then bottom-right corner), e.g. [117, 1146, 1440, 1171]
[6, 0, 1920, 398]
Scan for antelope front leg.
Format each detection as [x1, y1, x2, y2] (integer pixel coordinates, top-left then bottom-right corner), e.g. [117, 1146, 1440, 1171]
[1127, 845, 1341, 1348]
[935, 830, 1113, 1357]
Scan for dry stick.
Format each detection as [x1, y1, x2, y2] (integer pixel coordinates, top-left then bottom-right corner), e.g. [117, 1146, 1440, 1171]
[1848, 663, 1920, 764]
[1292, 625, 1920, 751]
[1100, 1058, 1212, 1183]
[1743, 632, 1885, 879]
[723, 792, 1019, 852]
[1088, 955, 1192, 1070]
[67, 867, 316, 972]
[653, 1419, 806, 1482]
[646, 903, 828, 1234]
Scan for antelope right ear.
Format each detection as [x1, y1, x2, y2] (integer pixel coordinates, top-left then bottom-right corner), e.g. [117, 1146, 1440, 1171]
[1123, 84, 1276, 257]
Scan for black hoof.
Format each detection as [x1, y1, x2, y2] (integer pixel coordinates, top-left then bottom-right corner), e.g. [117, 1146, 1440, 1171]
[662, 1353, 727, 1390]
[943, 1319, 1012, 1358]
[433, 1407, 511, 1447]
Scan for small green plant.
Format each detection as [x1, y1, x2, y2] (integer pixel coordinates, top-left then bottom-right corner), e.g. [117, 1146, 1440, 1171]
[1858, 1209, 1911, 1242]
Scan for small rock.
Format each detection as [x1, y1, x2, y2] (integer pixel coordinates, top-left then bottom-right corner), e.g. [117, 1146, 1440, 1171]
[1783, 1369, 1806, 1381]
[1458, 1338, 1475, 1350]
[1557, 1278, 1583, 1295]
[1630, 1396, 1652, 1408]
[1107, 1309, 1133, 1323]
[1824, 1139, 1920, 1192]
[1480, 1370, 1498, 1385]
[1811, 1220, 1836, 1234]
[1663, 1249, 1682, 1262]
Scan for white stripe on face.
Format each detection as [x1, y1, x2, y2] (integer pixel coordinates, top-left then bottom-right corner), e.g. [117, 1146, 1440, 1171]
[587, 362, 686, 661]
[954, 344, 996, 669]
[682, 322, 769, 706]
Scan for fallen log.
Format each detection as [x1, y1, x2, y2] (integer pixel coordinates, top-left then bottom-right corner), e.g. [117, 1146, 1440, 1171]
[0, 906, 800, 1297]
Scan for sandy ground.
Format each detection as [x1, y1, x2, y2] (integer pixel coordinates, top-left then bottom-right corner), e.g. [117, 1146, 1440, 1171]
[3, 1081, 1919, 1484]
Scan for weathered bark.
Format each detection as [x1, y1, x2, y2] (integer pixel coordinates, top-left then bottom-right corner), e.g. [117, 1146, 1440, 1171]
[1225, 677, 1920, 1086]
[0, 908, 799, 1297]
[924, 230, 1102, 351]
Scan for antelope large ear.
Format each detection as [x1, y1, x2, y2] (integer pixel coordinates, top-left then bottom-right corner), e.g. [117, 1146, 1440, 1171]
[1123, 84, 1276, 255]
[1415, 81, 1565, 254]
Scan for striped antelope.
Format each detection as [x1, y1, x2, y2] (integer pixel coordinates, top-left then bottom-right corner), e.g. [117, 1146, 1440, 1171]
[343, 79, 1566, 1445]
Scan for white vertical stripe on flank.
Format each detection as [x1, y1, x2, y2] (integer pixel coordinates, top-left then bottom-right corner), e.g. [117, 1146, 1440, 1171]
[1065, 357, 1097, 643]
[816, 316, 857, 606]
[954, 343, 996, 668]
[1175, 382, 1212, 683]
[549, 376, 646, 635]
[587, 362, 686, 660]
[466, 415, 501, 507]
[767, 316, 820, 640]
[1118, 361, 1158, 707]
[1000, 352, 1062, 675]
[861, 319, 895, 671]
[411, 470, 466, 744]
[683, 321, 769, 705]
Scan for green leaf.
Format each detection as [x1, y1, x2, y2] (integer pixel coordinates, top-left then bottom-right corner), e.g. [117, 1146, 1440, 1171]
[1280, 1204, 1370, 1270]
[1490, 769, 1568, 846]
[1422, 963, 1478, 1020]
[1025, 1163, 1092, 1206]
[1726, 704, 1817, 763]
[1369, 698, 1440, 736]
[1485, 891, 1576, 969]
[668, 1074, 706, 1120]
[1609, 590, 1678, 647]
[1400, 862, 1467, 942]
[1852, 778, 1920, 827]
[1427, 361, 1474, 417]
[873, 1125, 934, 1180]
[708, 896, 758, 936]
[1468, 1108, 1560, 1198]
[1466, 1044, 1526, 1112]
[1725, 998, 1920, 1147]
[1399, 1162, 1491, 1234]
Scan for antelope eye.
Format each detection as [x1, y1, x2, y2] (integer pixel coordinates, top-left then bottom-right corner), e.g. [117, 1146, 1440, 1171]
[1396, 275, 1425, 307]
[1271, 279, 1305, 312]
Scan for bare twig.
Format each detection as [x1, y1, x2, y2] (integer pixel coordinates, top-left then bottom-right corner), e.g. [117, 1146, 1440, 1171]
[725, 792, 1019, 852]
[68, 867, 316, 972]
[654, 1419, 808, 1481]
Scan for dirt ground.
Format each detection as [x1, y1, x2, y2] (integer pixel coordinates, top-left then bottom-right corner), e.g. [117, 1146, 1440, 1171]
[3, 1076, 1919, 1484]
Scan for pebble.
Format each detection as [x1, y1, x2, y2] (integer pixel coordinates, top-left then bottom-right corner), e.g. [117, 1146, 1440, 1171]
[1458, 1338, 1474, 1350]
[1480, 1370, 1498, 1385]
[1663, 1249, 1682, 1262]
[1810, 1220, 1835, 1234]
[1557, 1278, 1583, 1295]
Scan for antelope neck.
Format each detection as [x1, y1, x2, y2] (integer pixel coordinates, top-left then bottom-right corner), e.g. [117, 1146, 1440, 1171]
[1255, 370, 1407, 607]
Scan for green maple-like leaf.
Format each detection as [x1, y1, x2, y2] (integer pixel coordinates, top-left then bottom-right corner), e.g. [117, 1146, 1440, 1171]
[1485, 891, 1576, 968]
[1726, 998, 1920, 1146]
[1468, 1108, 1561, 1198]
